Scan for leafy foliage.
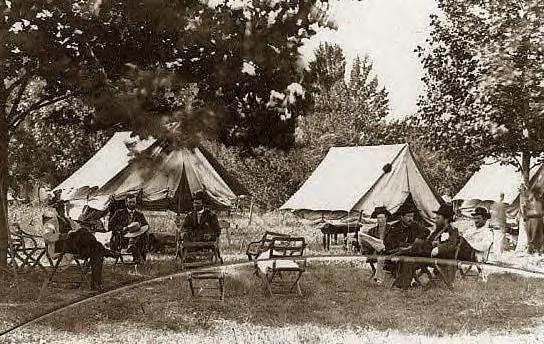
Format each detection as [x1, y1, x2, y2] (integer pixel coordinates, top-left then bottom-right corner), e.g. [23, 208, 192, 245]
[416, 0, 544, 181]
[210, 45, 397, 208]
[9, 98, 110, 189]
[0, 0, 335, 265]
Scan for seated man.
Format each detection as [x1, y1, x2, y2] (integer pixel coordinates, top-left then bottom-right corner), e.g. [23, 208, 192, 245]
[108, 194, 149, 264]
[385, 202, 430, 253]
[181, 191, 221, 242]
[394, 203, 459, 289]
[457, 207, 494, 263]
[42, 197, 116, 291]
[359, 206, 392, 284]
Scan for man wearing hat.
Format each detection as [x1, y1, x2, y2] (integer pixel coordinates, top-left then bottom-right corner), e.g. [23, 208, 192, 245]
[392, 203, 458, 289]
[109, 194, 150, 264]
[359, 206, 392, 284]
[42, 195, 115, 291]
[456, 207, 494, 263]
[181, 190, 221, 242]
[385, 201, 429, 252]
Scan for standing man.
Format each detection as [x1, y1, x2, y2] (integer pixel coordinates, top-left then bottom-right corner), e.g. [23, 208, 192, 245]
[109, 194, 149, 264]
[490, 193, 507, 254]
[182, 190, 221, 242]
[521, 187, 544, 254]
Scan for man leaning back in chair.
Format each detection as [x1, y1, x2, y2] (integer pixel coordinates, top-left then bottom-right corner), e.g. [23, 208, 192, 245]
[43, 193, 118, 291]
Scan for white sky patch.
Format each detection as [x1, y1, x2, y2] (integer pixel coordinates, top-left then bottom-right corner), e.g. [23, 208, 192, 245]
[299, 0, 440, 119]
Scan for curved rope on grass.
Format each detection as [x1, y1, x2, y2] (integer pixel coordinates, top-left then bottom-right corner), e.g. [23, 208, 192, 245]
[1, 254, 544, 337]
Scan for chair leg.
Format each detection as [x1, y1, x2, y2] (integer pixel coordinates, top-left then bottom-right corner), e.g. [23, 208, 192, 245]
[40, 254, 64, 294]
[434, 265, 454, 290]
[290, 270, 304, 296]
[261, 273, 274, 297]
[219, 276, 225, 301]
[188, 275, 196, 297]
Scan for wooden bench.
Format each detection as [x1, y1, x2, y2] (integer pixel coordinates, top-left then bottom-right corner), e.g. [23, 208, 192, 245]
[254, 237, 307, 297]
[246, 231, 290, 260]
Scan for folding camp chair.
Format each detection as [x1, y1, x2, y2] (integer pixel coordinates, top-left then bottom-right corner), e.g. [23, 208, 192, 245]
[8, 224, 49, 273]
[40, 248, 91, 292]
[178, 238, 225, 301]
[457, 234, 494, 280]
[246, 231, 290, 260]
[254, 237, 307, 297]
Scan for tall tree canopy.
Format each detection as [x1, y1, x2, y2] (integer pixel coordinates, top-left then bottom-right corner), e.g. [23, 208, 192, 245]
[0, 0, 333, 267]
[417, 0, 544, 252]
[417, 0, 544, 183]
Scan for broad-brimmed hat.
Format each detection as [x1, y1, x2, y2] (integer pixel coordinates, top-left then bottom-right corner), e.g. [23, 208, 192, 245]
[397, 201, 418, 215]
[371, 206, 392, 219]
[471, 207, 491, 219]
[47, 190, 68, 207]
[124, 223, 149, 238]
[434, 204, 454, 221]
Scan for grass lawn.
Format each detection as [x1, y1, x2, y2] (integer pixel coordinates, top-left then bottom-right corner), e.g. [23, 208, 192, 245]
[2, 257, 544, 344]
[4, 205, 544, 343]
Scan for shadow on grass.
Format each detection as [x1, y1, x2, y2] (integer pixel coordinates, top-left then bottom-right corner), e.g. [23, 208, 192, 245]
[17, 260, 544, 338]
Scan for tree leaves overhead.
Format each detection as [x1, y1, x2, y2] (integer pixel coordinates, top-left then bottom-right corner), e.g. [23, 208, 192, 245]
[2, 0, 333, 149]
[416, 0, 544, 179]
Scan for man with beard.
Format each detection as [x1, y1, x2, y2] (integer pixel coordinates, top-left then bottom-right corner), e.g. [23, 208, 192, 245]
[385, 202, 430, 252]
[393, 203, 459, 289]
[109, 194, 150, 264]
[181, 190, 221, 242]
[359, 206, 392, 284]
[43, 195, 118, 291]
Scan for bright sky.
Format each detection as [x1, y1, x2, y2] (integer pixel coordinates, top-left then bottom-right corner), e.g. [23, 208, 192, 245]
[299, 0, 440, 119]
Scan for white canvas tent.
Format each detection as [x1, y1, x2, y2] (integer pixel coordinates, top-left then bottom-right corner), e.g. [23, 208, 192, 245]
[280, 144, 443, 225]
[453, 158, 544, 220]
[54, 131, 248, 218]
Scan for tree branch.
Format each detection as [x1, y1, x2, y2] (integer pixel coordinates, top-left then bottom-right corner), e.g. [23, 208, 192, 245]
[7, 74, 31, 120]
[8, 92, 79, 132]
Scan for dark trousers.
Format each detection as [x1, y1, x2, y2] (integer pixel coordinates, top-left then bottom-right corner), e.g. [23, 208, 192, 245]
[393, 241, 434, 289]
[56, 231, 106, 288]
[110, 231, 148, 263]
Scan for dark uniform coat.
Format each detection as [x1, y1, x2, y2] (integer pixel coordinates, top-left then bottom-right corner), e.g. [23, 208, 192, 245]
[182, 209, 221, 242]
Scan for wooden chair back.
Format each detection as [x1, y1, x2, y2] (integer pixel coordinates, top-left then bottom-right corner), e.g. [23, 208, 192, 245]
[180, 241, 221, 270]
[268, 237, 306, 258]
[260, 231, 290, 250]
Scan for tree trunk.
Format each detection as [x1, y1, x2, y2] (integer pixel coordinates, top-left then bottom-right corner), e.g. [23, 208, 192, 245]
[515, 152, 531, 253]
[0, 114, 9, 267]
